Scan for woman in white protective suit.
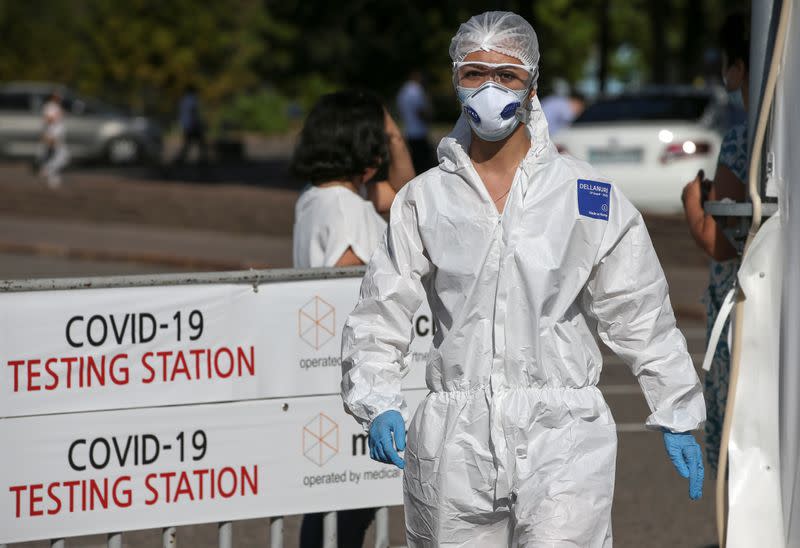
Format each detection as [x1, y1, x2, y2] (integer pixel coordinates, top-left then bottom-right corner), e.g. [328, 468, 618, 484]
[341, 12, 706, 547]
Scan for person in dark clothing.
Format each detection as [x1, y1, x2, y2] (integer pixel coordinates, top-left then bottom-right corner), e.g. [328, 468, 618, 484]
[300, 508, 377, 548]
[396, 70, 436, 173]
[175, 85, 209, 163]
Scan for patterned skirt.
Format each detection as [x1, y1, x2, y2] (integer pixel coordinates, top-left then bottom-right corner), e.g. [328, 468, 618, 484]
[703, 259, 739, 477]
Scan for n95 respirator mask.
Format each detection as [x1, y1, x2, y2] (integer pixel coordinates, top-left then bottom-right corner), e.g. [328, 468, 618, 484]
[456, 82, 530, 142]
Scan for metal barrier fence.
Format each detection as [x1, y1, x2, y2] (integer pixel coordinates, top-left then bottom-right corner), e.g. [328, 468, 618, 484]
[0, 267, 398, 548]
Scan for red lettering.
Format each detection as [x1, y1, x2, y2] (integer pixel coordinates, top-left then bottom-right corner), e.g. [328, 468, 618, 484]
[241, 465, 258, 495]
[215, 348, 234, 378]
[29, 483, 43, 516]
[6, 467, 266, 511]
[47, 482, 62, 515]
[238, 346, 255, 376]
[63, 480, 80, 512]
[144, 473, 158, 505]
[190, 349, 205, 378]
[44, 358, 60, 390]
[170, 352, 190, 382]
[27, 360, 41, 391]
[218, 467, 237, 498]
[9, 484, 25, 518]
[112, 476, 132, 508]
[8, 477, 137, 516]
[109, 354, 129, 385]
[141, 352, 155, 384]
[156, 351, 172, 382]
[62, 357, 78, 389]
[85, 356, 105, 387]
[7, 361, 24, 392]
[193, 468, 208, 499]
[89, 478, 108, 510]
[174, 471, 194, 502]
[159, 471, 175, 500]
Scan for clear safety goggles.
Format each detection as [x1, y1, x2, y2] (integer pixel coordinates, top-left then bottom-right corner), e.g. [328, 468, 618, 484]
[453, 61, 535, 90]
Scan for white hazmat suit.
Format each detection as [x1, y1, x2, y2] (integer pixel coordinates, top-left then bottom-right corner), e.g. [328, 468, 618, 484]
[342, 12, 705, 548]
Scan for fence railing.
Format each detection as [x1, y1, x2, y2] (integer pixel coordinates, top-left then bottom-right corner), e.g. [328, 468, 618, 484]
[1, 267, 402, 548]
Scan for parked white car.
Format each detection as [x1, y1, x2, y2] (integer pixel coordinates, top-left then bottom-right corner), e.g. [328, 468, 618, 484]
[554, 87, 742, 213]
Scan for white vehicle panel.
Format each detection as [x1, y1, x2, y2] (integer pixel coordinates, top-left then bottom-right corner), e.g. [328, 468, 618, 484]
[555, 122, 722, 213]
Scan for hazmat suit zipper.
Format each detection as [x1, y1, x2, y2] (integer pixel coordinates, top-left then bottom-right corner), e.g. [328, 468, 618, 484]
[487, 166, 528, 504]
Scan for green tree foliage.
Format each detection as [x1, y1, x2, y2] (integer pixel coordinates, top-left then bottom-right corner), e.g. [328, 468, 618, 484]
[0, 0, 749, 132]
[532, 0, 598, 91]
[0, 1, 84, 84]
[220, 89, 290, 133]
[0, 0, 275, 121]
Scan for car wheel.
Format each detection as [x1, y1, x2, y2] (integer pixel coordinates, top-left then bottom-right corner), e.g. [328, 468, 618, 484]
[107, 137, 140, 164]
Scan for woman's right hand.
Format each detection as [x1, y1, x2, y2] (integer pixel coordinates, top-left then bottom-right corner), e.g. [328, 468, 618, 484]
[681, 175, 702, 209]
[384, 109, 403, 140]
[382, 109, 416, 193]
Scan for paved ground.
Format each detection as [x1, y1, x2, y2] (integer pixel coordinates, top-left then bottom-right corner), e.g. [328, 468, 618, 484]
[1, 161, 719, 547]
[0, 215, 290, 271]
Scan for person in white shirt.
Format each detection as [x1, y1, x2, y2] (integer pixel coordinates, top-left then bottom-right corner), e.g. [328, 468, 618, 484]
[290, 89, 414, 548]
[396, 70, 435, 174]
[39, 91, 69, 188]
[293, 89, 414, 269]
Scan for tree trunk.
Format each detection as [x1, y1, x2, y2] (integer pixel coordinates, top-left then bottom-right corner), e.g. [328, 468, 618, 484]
[648, 0, 668, 84]
[598, 0, 611, 93]
[681, 0, 705, 83]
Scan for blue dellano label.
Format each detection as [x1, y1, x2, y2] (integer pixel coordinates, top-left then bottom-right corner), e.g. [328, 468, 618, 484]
[577, 179, 611, 220]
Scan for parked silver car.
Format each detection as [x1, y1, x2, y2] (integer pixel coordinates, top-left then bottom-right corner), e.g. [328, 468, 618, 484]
[0, 82, 162, 164]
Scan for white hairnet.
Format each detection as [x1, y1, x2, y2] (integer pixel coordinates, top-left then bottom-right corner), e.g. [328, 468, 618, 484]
[450, 11, 540, 88]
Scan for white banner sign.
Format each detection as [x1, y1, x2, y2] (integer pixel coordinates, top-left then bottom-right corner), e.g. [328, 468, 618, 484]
[1, 274, 434, 542]
[0, 277, 434, 417]
[1, 390, 427, 543]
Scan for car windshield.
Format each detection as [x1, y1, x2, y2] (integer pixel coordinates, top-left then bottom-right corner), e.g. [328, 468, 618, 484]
[574, 94, 711, 124]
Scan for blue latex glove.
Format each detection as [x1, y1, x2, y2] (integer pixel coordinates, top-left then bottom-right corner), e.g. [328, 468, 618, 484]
[368, 410, 406, 469]
[663, 432, 704, 500]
